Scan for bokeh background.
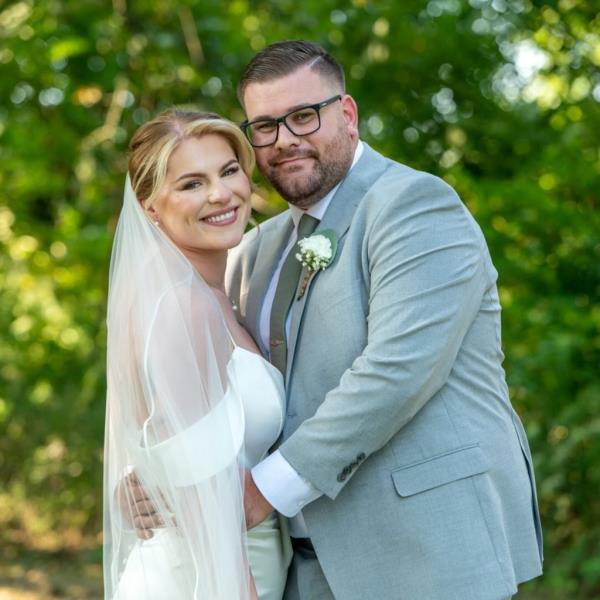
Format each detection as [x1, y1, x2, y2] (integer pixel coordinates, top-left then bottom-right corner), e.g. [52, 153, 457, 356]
[0, 0, 598, 598]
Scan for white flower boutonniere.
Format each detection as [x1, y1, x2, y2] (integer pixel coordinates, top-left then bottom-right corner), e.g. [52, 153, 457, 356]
[295, 229, 338, 300]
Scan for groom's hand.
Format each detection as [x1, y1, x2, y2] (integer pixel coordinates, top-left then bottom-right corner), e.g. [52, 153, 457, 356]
[118, 472, 163, 539]
[244, 470, 273, 529]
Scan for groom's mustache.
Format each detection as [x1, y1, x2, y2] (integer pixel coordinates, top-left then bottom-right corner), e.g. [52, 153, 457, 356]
[269, 149, 319, 168]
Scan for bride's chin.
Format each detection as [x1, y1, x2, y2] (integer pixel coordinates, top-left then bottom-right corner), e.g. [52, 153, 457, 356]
[226, 233, 245, 250]
[213, 231, 246, 251]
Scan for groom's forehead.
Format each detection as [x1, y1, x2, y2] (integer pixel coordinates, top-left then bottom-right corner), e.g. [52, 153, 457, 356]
[242, 67, 332, 119]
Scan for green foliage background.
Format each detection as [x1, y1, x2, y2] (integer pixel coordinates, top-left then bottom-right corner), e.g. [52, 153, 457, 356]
[0, 0, 598, 597]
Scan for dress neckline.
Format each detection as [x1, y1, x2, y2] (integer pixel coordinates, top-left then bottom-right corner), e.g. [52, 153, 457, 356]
[230, 346, 283, 381]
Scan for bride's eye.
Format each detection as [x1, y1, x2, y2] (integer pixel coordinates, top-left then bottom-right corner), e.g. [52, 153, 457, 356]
[222, 165, 240, 177]
[181, 180, 202, 191]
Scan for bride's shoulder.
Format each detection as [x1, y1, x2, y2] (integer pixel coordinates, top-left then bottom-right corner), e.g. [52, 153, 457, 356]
[148, 275, 220, 323]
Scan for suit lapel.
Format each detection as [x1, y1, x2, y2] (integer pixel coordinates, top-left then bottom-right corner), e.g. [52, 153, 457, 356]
[285, 144, 389, 381]
[244, 216, 294, 356]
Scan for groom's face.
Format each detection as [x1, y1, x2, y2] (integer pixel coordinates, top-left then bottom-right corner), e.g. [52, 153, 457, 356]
[242, 65, 358, 209]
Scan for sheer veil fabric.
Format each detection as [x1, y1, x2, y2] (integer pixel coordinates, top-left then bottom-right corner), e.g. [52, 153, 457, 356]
[104, 177, 252, 599]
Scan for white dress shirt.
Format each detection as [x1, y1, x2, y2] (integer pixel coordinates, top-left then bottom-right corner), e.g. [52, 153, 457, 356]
[251, 141, 364, 537]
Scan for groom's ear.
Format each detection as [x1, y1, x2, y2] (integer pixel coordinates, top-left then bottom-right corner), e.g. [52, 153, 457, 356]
[341, 94, 359, 140]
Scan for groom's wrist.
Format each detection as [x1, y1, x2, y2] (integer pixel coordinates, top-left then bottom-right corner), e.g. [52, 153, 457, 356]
[251, 450, 322, 517]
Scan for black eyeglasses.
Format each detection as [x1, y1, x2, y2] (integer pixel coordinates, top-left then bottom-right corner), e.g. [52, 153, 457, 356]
[240, 95, 342, 148]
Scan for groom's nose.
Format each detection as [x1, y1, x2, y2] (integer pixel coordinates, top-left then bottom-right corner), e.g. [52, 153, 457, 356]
[274, 122, 301, 151]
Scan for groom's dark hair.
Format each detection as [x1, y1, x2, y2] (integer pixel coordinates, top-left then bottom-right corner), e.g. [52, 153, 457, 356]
[237, 40, 346, 105]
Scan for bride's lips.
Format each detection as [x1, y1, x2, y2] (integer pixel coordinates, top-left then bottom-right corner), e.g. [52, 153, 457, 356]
[200, 206, 239, 226]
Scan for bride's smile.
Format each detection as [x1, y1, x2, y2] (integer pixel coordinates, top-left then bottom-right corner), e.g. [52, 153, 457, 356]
[201, 206, 239, 225]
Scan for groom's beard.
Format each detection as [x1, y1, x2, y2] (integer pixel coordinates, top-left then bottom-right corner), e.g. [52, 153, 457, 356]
[264, 130, 354, 210]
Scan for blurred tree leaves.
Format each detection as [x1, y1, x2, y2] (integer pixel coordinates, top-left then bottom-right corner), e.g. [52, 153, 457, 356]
[0, 0, 598, 595]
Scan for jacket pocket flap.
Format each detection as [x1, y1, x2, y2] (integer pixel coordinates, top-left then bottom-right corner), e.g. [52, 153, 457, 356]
[391, 444, 489, 497]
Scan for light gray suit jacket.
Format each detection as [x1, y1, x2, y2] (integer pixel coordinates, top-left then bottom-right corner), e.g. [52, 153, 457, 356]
[226, 144, 543, 599]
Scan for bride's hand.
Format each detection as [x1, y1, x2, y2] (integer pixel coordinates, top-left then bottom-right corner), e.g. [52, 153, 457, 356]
[118, 471, 165, 539]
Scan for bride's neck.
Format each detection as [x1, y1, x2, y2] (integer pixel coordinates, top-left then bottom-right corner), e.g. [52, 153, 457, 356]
[182, 248, 228, 291]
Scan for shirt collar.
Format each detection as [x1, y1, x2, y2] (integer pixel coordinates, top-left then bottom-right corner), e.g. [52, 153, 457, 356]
[289, 140, 364, 227]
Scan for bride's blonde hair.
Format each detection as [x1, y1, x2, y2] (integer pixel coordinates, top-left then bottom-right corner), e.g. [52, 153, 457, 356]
[128, 108, 255, 209]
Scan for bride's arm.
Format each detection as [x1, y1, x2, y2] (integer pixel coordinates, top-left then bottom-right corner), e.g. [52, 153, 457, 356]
[249, 571, 259, 600]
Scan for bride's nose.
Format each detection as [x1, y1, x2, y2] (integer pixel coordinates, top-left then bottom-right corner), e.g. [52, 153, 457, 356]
[206, 180, 233, 203]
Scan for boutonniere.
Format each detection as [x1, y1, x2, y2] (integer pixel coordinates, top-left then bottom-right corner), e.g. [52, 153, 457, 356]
[295, 229, 338, 300]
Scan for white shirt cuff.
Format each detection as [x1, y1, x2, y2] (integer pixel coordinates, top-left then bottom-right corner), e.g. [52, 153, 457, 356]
[251, 450, 322, 518]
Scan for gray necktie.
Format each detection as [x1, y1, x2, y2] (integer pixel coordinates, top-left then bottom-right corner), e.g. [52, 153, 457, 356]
[269, 213, 319, 375]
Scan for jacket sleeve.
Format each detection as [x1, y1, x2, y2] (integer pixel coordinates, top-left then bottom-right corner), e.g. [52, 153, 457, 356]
[279, 172, 492, 499]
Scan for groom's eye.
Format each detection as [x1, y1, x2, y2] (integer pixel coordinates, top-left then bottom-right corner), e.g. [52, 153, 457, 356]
[290, 109, 316, 124]
[254, 121, 277, 133]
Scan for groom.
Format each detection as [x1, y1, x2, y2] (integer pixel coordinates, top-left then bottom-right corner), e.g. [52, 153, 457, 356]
[226, 40, 543, 599]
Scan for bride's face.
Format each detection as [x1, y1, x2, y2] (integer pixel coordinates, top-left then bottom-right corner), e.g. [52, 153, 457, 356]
[151, 134, 252, 253]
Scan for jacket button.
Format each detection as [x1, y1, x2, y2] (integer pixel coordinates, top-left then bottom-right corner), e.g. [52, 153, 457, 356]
[357, 452, 366, 462]
[337, 472, 347, 482]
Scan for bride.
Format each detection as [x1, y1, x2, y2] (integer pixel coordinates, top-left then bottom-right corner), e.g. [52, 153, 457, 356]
[104, 109, 291, 599]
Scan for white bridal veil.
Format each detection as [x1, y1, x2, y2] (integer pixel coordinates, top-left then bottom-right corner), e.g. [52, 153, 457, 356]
[103, 177, 252, 599]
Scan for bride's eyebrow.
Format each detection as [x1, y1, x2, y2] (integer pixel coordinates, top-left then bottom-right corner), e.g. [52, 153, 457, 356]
[174, 171, 205, 183]
[174, 160, 239, 183]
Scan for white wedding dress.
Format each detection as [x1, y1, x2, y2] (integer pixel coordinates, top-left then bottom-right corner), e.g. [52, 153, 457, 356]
[114, 344, 292, 600]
